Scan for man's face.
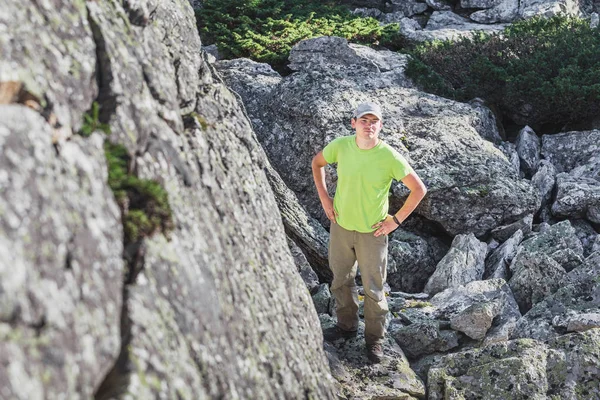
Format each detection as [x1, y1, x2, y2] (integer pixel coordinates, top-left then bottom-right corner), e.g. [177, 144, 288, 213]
[351, 113, 383, 140]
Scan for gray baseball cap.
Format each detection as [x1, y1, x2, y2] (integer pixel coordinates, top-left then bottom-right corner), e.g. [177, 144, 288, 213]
[353, 102, 383, 120]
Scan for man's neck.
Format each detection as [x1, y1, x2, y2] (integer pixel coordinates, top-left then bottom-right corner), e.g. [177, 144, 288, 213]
[355, 136, 379, 150]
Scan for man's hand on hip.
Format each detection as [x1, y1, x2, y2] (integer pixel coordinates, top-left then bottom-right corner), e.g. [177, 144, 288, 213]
[372, 215, 400, 237]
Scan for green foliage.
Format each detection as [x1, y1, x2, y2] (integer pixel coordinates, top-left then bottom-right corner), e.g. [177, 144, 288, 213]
[196, 0, 405, 71]
[407, 16, 600, 130]
[104, 142, 174, 243]
[79, 102, 111, 137]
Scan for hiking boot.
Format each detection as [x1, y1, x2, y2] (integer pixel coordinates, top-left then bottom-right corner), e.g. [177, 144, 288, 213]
[366, 342, 384, 363]
[322, 325, 358, 342]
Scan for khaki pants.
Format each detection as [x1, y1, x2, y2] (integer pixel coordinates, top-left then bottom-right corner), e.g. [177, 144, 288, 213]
[329, 223, 389, 345]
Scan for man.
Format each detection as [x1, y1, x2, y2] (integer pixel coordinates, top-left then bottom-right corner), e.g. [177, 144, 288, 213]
[311, 102, 427, 363]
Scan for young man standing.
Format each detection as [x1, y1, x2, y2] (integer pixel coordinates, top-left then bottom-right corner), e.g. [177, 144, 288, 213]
[311, 102, 427, 363]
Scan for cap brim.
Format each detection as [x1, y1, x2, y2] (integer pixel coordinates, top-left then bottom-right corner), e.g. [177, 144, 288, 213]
[355, 111, 382, 120]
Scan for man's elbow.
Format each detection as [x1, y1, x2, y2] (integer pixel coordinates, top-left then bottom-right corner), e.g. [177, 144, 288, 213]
[414, 182, 427, 199]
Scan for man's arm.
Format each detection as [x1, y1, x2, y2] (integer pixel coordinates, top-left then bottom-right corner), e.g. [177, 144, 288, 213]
[373, 171, 427, 237]
[312, 151, 338, 223]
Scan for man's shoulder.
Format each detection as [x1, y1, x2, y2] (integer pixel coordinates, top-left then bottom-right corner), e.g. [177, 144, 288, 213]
[378, 140, 411, 164]
[329, 135, 354, 145]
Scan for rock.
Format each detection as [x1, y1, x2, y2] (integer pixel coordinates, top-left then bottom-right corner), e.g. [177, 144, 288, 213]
[427, 339, 549, 399]
[312, 284, 334, 315]
[2, 0, 339, 397]
[509, 252, 568, 314]
[571, 219, 600, 257]
[461, 0, 499, 8]
[426, 11, 473, 29]
[424, 234, 488, 295]
[401, 13, 508, 42]
[321, 318, 426, 399]
[387, 229, 448, 292]
[288, 238, 320, 293]
[266, 166, 332, 281]
[544, 329, 600, 399]
[490, 214, 533, 243]
[551, 154, 600, 224]
[566, 313, 600, 333]
[541, 129, 600, 173]
[0, 0, 97, 133]
[519, 0, 584, 20]
[215, 58, 282, 121]
[531, 159, 557, 217]
[468, 0, 520, 23]
[202, 44, 220, 60]
[498, 141, 521, 175]
[469, 98, 504, 144]
[425, 0, 452, 11]
[509, 219, 584, 272]
[449, 300, 501, 340]
[387, 0, 429, 16]
[592, 12, 599, 28]
[0, 106, 124, 399]
[427, 329, 600, 399]
[515, 125, 541, 177]
[512, 264, 600, 342]
[484, 229, 523, 280]
[389, 320, 459, 359]
[430, 279, 521, 344]
[567, 251, 600, 285]
[592, 236, 600, 254]
[288, 36, 379, 73]
[351, 7, 383, 18]
[389, 291, 431, 300]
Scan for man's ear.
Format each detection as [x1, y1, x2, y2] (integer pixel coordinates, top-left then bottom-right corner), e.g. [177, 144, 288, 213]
[351, 118, 356, 128]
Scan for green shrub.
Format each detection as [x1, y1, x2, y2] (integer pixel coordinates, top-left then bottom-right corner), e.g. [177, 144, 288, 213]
[104, 142, 174, 243]
[196, 0, 405, 71]
[407, 16, 600, 130]
[79, 102, 111, 137]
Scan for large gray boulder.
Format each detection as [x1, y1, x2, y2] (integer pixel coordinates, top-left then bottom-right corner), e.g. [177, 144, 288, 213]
[484, 229, 523, 280]
[400, 12, 507, 42]
[266, 166, 331, 281]
[288, 238, 320, 294]
[430, 279, 521, 344]
[541, 130, 600, 173]
[508, 221, 584, 313]
[531, 159, 557, 220]
[515, 125, 541, 177]
[512, 264, 600, 341]
[427, 329, 600, 399]
[552, 154, 600, 224]
[0, 107, 124, 399]
[387, 229, 448, 292]
[489, 214, 532, 243]
[389, 320, 460, 359]
[519, 0, 585, 19]
[217, 36, 540, 238]
[424, 234, 488, 295]
[0, 1, 97, 133]
[1, 0, 338, 398]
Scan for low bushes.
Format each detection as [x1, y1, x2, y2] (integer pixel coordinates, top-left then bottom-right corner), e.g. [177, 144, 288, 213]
[196, 0, 404, 71]
[407, 16, 600, 130]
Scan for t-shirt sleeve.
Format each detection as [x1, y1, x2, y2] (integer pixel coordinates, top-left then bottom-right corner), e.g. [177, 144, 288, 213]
[322, 137, 341, 164]
[391, 151, 413, 181]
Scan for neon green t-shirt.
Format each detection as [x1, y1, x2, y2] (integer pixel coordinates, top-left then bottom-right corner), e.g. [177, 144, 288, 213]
[323, 135, 413, 233]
